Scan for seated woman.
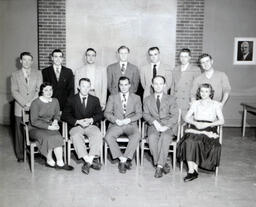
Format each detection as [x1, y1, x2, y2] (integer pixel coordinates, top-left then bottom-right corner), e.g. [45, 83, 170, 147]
[177, 83, 224, 182]
[29, 82, 73, 170]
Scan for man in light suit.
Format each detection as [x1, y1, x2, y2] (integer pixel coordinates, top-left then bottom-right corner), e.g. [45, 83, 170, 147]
[104, 76, 142, 173]
[11, 52, 42, 162]
[107, 45, 140, 95]
[143, 75, 178, 178]
[74, 48, 107, 109]
[140, 47, 173, 99]
[42, 49, 74, 111]
[61, 78, 104, 175]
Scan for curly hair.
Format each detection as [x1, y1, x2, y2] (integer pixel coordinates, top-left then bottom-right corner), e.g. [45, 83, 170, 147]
[38, 82, 52, 96]
[196, 83, 214, 100]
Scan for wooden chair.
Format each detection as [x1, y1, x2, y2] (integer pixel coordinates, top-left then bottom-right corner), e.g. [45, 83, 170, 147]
[22, 110, 66, 173]
[179, 123, 223, 176]
[63, 121, 104, 165]
[140, 109, 182, 171]
[103, 119, 141, 166]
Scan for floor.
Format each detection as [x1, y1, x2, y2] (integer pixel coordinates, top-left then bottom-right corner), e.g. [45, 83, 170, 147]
[0, 126, 256, 207]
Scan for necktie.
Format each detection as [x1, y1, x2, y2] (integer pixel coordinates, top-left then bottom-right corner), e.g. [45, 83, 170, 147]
[25, 71, 30, 84]
[56, 67, 60, 81]
[156, 95, 160, 113]
[122, 93, 127, 115]
[153, 64, 157, 78]
[121, 64, 125, 74]
[82, 97, 87, 108]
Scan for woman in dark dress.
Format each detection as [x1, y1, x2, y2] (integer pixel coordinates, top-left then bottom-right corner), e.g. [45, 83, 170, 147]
[177, 83, 224, 182]
[29, 82, 73, 170]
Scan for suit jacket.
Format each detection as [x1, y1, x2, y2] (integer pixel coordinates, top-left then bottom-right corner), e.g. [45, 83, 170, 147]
[143, 94, 178, 134]
[61, 94, 103, 127]
[11, 69, 42, 117]
[42, 65, 74, 110]
[140, 63, 173, 98]
[107, 62, 140, 94]
[104, 93, 142, 128]
[237, 52, 253, 61]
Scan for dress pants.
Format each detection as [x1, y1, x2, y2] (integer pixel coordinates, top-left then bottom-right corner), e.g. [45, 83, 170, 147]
[69, 125, 102, 159]
[14, 116, 24, 160]
[148, 126, 174, 166]
[105, 124, 140, 160]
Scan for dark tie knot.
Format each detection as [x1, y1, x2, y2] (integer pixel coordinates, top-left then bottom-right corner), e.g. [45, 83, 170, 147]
[153, 64, 157, 78]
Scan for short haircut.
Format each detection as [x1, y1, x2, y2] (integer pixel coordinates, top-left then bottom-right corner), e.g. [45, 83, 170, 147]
[85, 48, 97, 56]
[79, 78, 91, 86]
[117, 45, 130, 53]
[152, 75, 166, 84]
[196, 83, 214, 100]
[20, 52, 33, 60]
[118, 76, 131, 85]
[148, 47, 160, 54]
[179, 48, 191, 56]
[198, 53, 212, 63]
[39, 82, 52, 96]
[51, 49, 64, 57]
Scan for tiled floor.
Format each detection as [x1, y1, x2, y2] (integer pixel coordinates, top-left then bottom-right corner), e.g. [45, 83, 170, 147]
[0, 125, 256, 207]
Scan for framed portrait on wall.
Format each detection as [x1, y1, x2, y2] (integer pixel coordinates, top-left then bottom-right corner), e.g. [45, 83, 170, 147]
[233, 37, 256, 65]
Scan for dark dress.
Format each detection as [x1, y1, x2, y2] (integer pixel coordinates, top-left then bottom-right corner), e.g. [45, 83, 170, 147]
[29, 98, 63, 157]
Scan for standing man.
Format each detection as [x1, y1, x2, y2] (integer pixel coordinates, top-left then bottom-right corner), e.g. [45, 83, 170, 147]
[191, 53, 231, 107]
[143, 75, 178, 178]
[11, 52, 42, 162]
[140, 47, 172, 98]
[172, 48, 201, 118]
[107, 45, 140, 95]
[61, 78, 104, 175]
[104, 76, 142, 174]
[74, 48, 107, 109]
[42, 49, 74, 111]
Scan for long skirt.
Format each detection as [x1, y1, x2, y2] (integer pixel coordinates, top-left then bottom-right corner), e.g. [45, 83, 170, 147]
[177, 125, 221, 171]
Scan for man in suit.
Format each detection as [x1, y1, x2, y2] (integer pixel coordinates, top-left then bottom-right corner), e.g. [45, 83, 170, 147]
[61, 78, 104, 175]
[107, 45, 140, 95]
[143, 75, 178, 178]
[11, 52, 42, 162]
[104, 76, 142, 173]
[140, 47, 173, 99]
[42, 49, 74, 111]
[237, 41, 253, 61]
[74, 48, 107, 109]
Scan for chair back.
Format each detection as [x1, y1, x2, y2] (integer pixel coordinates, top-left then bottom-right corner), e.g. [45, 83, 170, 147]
[22, 109, 31, 146]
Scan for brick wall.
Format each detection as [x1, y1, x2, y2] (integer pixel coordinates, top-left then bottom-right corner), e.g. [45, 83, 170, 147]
[38, 0, 66, 69]
[175, 0, 205, 65]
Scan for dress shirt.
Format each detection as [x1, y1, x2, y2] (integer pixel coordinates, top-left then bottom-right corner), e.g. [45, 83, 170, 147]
[79, 93, 88, 108]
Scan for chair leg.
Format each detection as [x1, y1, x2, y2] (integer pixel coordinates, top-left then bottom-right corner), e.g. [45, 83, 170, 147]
[136, 145, 139, 166]
[30, 145, 34, 173]
[100, 142, 103, 165]
[67, 141, 71, 165]
[63, 143, 67, 164]
[173, 146, 176, 172]
[180, 161, 183, 173]
[140, 141, 144, 166]
[24, 142, 27, 163]
[104, 142, 108, 165]
[215, 166, 219, 176]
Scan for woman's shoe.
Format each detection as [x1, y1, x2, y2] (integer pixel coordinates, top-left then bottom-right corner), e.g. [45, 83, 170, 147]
[184, 170, 198, 182]
[55, 164, 74, 171]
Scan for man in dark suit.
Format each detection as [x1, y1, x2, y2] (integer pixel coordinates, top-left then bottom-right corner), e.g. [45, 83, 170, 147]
[143, 75, 178, 178]
[237, 41, 253, 61]
[107, 45, 140, 95]
[42, 49, 74, 110]
[104, 76, 142, 173]
[61, 78, 103, 175]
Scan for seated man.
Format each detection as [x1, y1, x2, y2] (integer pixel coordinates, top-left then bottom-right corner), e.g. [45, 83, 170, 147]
[143, 75, 178, 178]
[61, 78, 104, 175]
[104, 76, 142, 173]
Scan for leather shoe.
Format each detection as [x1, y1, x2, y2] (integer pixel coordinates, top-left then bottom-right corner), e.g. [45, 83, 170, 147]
[125, 159, 132, 170]
[56, 164, 74, 171]
[17, 158, 24, 163]
[154, 167, 164, 178]
[91, 158, 102, 170]
[81, 162, 91, 174]
[118, 162, 127, 174]
[163, 163, 171, 174]
[184, 170, 198, 182]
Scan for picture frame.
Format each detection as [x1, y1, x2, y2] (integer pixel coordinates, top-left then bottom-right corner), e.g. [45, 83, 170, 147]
[233, 37, 256, 65]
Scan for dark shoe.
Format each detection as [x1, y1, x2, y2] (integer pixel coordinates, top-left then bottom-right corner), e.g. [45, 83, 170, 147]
[125, 159, 132, 170]
[154, 167, 164, 178]
[56, 164, 74, 171]
[81, 162, 91, 174]
[163, 163, 171, 174]
[118, 162, 127, 174]
[184, 171, 198, 182]
[17, 158, 24, 163]
[91, 158, 102, 170]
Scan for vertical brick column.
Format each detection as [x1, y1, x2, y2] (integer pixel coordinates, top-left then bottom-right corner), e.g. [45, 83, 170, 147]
[175, 0, 205, 64]
[38, 0, 66, 69]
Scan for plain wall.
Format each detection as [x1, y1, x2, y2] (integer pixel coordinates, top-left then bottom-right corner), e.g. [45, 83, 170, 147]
[203, 0, 256, 126]
[0, 0, 38, 125]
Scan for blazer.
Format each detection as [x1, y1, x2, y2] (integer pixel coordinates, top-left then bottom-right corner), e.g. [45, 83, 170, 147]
[11, 69, 42, 117]
[61, 93, 103, 127]
[42, 65, 74, 110]
[104, 93, 142, 128]
[140, 63, 173, 98]
[143, 94, 178, 134]
[107, 62, 140, 94]
[74, 65, 107, 109]
[237, 52, 253, 61]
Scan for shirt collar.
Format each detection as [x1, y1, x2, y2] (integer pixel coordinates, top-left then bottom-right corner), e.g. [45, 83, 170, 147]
[151, 62, 160, 68]
[120, 62, 128, 68]
[181, 63, 190, 72]
[154, 93, 163, 100]
[79, 93, 88, 100]
[22, 68, 31, 76]
[53, 64, 62, 71]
